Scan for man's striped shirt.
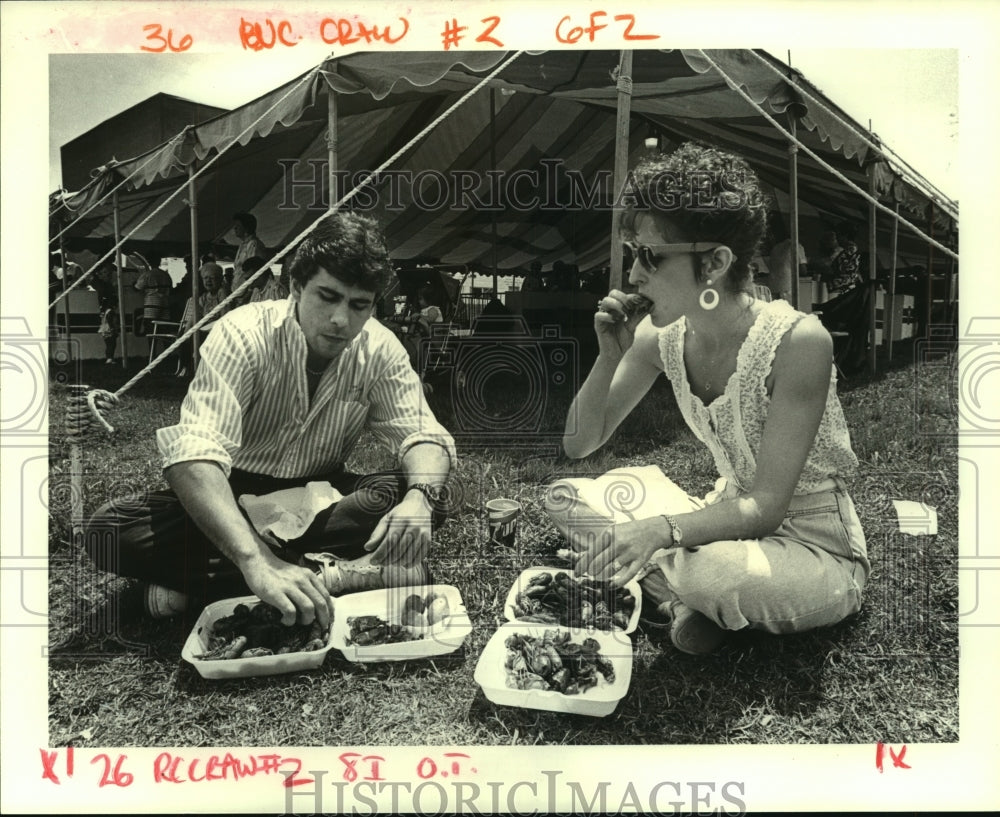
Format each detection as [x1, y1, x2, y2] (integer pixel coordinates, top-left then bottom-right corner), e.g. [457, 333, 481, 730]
[157, 298, 456, 478]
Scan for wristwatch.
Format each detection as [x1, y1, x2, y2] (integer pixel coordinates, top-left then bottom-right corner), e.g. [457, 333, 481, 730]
[407, 482, 446, 511]
[661, 514, 683, 548]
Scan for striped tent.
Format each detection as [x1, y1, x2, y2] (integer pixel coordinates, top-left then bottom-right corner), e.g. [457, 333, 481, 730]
[53, 49, 956, 279]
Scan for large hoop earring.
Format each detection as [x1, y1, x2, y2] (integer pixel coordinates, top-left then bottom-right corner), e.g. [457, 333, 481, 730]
[699, 282, 719, 311]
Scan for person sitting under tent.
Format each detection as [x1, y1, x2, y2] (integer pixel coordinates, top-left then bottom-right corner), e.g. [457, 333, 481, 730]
[85, 212, 455, 629]
[766, 214, 808, 303]
[405, 283, 444, 337]
[823, 222, 862, 296]
[245, 257, 290, 303]
[179, 261, 230, 330]
[520, 262, 545, 292]
[174, 261, 230, 377]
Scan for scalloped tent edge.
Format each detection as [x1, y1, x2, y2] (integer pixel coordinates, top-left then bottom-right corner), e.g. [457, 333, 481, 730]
[53, 49, 956, 273]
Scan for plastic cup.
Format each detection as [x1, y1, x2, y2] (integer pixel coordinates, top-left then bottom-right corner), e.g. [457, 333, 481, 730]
[486, 499, 522, 547]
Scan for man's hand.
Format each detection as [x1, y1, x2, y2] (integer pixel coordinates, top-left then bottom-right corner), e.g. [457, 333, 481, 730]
[363, 489, 433, 568]
[575, 517, 668, 586]
[237, 547, 334, 628]
[165, 461, 334, 628]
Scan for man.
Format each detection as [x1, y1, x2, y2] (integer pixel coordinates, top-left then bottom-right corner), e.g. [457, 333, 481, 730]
[230, 211, 267, 305]
[86, 213, 455, 628]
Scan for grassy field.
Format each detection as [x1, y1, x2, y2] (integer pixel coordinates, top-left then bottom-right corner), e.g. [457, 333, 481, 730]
[46, 340, 958, 747]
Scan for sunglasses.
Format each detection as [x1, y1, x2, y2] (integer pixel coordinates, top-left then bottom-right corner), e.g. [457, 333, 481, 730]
[623, 240, 723, 272]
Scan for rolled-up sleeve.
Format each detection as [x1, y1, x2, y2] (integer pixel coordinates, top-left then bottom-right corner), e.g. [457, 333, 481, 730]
[364, 339, 457, 469]
[155, 320, 255, 477]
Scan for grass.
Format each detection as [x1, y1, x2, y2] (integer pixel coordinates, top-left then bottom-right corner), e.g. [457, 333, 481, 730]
[46, 340, 958, 747]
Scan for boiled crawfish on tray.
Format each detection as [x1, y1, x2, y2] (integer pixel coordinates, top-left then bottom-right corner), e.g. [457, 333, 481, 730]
[195, 602, 327, 660]
[504, 629, 616, 695]
[511, 571, 635, 630]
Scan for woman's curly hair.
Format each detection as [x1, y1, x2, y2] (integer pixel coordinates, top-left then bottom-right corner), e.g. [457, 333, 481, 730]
[287, 211, 392, 294]
[622, 142, 770, 292]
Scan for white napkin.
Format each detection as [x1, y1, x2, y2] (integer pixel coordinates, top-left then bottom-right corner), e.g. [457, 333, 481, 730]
[892, 500, 938, 536]
[568, 465, 702, 524]
[238, 481, 344, 546]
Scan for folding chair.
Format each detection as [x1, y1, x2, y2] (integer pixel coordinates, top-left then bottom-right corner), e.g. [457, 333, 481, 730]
[146, 320, 183, 374]
[753, 284, 773, 303]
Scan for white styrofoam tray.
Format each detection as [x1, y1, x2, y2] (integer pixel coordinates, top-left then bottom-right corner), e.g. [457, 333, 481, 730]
[503, 567, 642, 634]
[474, 623, 633, 717]
[181, 595, 335, 680]
[330, 584, 472, 663]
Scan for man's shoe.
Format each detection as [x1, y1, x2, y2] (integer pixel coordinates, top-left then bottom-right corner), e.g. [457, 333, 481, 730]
[306, 552, 432, 596]
[656, 600, 725, 656]
[143, 583, 189, 619]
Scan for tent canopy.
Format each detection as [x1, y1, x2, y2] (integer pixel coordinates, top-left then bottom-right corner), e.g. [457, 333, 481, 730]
[54, 49, 957, 277]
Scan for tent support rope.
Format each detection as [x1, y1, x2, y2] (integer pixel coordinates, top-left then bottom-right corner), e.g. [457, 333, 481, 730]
[49, 147, 170, 247]
[48, 61, 326, 311]
[103, 50, 525, 408]
[696, 50, 959, 263]
[749, 49, 957, 215]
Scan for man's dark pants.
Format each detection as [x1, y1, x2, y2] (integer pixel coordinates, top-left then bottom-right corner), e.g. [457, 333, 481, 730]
[84, 467, 413, 604]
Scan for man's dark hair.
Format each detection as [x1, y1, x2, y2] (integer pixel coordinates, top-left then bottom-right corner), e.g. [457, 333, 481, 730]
[233, 212, 257, 234]
[286, 212, 392, 295]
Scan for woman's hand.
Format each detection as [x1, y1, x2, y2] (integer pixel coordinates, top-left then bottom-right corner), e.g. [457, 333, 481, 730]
[575, 516, 670, 586]
[594, 290, 653, 359]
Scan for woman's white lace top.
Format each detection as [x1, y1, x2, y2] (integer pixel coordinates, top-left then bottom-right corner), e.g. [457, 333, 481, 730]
[657, 299, 858, 495]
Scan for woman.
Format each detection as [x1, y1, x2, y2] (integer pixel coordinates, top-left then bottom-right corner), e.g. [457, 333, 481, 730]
[407, 283, 444, 337]
[545, 143, 869, 655]
[176, 261, 231, 377]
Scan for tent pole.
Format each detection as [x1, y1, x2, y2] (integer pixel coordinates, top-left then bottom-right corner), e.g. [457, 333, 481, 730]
[886, 203, 899, 362]
[113, 190, 129, 367]
[609, 50, 634, 292]
[327, 86, 338, 209]
[188, 163, 201, 370]
[866, 163, 877, 376]
[57, 223, 73, 350]
[947, 253, 957, 329]
[787, 110, 801, 309]
[490, 87, 498, 298]
[925, 203, 935, 340]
